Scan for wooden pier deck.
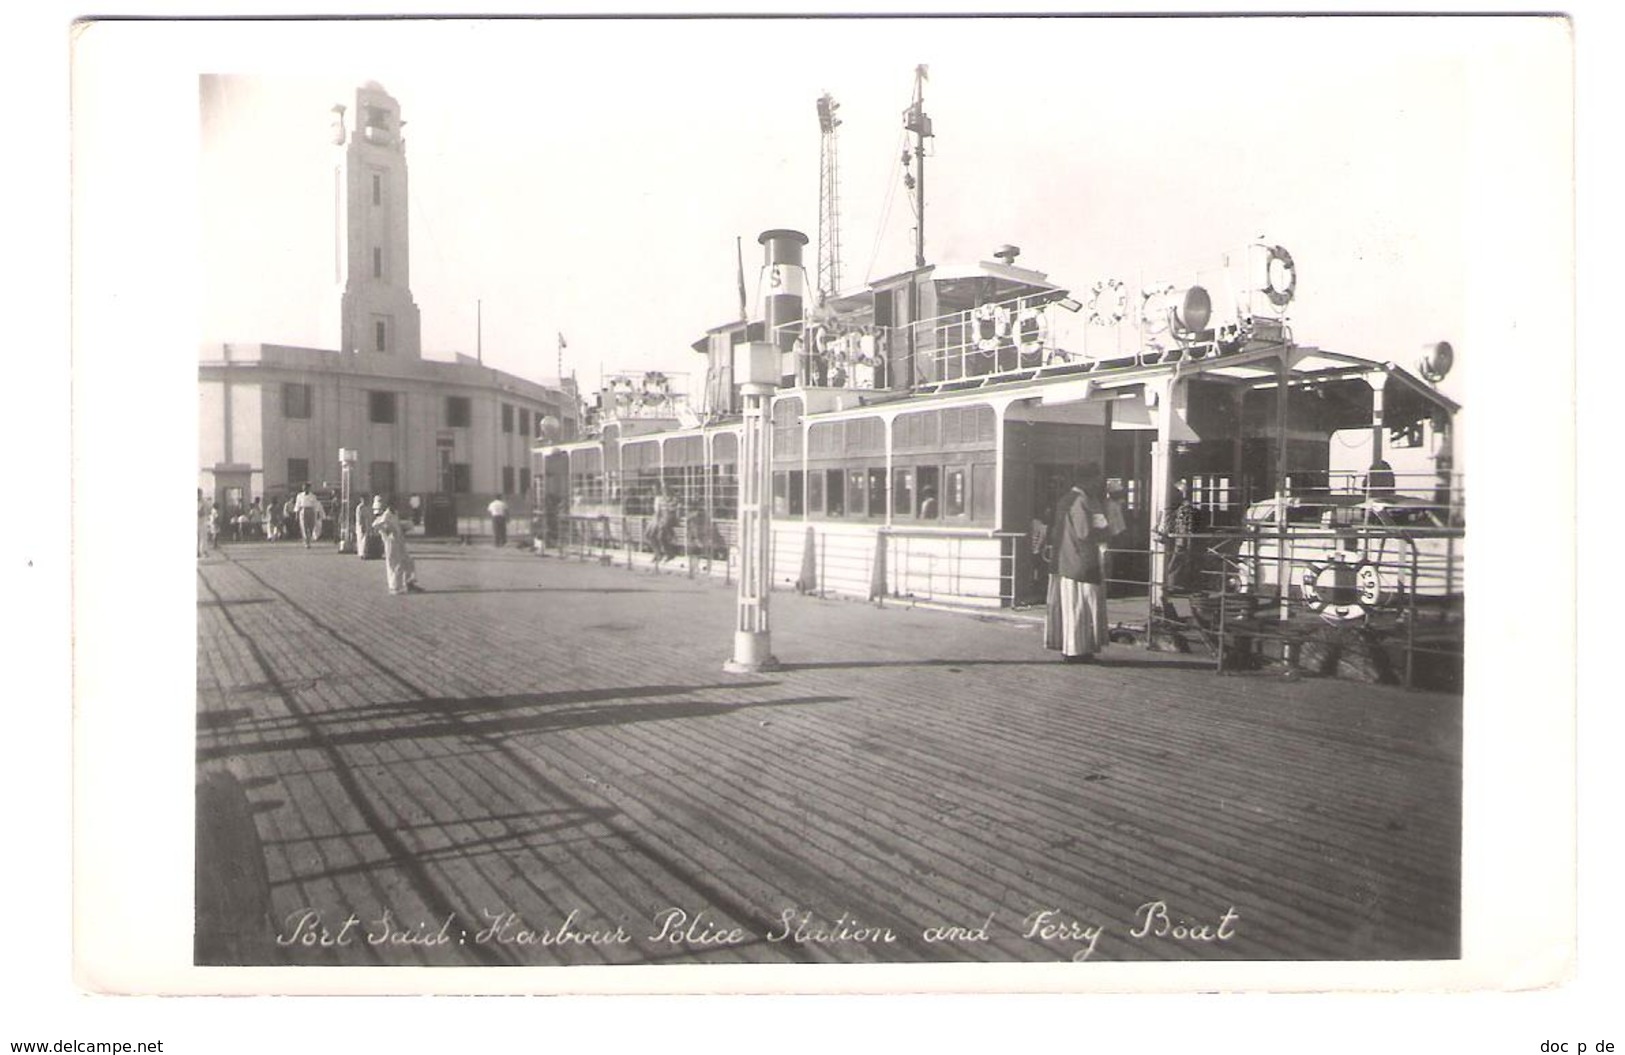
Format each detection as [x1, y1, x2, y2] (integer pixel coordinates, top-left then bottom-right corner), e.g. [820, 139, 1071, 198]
[195, 541, 1461, 970]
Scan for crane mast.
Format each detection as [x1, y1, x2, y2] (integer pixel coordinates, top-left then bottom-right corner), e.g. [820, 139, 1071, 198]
[815, 92, 843, 305]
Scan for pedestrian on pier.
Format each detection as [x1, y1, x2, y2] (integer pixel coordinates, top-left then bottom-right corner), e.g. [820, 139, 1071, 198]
[1158, 478, 1196, 594]
[488, 495, 509, 547]
[649, 487, 679, 565]
[1044, 464, 1109, 664]
[294, 483, 321, 549]
[372, 495, 423, 595]
[197, 489, 210, 557]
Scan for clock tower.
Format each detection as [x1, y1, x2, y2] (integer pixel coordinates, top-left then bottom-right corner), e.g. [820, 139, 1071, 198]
[321, 82, 423, 359]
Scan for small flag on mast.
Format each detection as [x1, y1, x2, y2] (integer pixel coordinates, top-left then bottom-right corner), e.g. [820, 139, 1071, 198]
[736, 236, 748, 321]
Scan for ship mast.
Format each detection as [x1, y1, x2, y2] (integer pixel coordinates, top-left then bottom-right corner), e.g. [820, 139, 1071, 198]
[902, 64, 932, 268]
[901, 64, 933, 387]
[815, 93, 844, 304]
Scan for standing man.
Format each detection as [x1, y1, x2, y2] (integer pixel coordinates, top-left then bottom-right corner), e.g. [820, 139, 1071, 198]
[372, 495, 423, 594]
[650, 487, 678, 565]
[1100, 479, 1128, 588]
[1157, 477, 1196, 595]
[1044, 464, 1109, 664]
[293, 483, 321, 549]
[197, 489, 210, 557]
[487, 494, 509, 548]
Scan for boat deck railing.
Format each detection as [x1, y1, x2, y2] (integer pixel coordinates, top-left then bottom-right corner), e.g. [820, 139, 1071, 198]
[1109, 523, 1465, 689]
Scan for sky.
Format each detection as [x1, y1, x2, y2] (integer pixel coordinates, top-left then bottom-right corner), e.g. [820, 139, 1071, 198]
[189, 15, 1566, 415]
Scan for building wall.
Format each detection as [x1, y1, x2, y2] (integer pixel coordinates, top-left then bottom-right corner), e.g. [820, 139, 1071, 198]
[201, 344, 563, 506]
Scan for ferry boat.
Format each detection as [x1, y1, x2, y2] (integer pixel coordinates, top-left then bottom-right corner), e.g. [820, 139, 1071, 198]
[532, 70, 1463, 678]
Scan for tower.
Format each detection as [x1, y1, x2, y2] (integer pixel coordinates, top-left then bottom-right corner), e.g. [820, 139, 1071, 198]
[815, 93, 843, 304]
[322, 82, 423, 358]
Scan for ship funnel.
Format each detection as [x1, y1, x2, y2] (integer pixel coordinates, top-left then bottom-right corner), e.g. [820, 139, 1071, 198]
[757, 229, 809, 354]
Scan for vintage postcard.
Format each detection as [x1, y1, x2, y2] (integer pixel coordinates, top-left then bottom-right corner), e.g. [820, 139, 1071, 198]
[68, 13, 1576, 1002]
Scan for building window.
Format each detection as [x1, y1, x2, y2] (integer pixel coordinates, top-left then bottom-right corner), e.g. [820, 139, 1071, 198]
[287, 458, 309, 487]
[282, 382, 312, 420]
[518, 409, 531, 437]
[370, 460, 396, 499]
[445, 396, 471, 428]
[368, 390, 396, 424]
[502, 466, 515, 495]
[451, 463, 472, 494]
[519, 467, 531, 496]
[374, 318, 387, 354]
[501, 403, 514, 433]
[371, 173, 381, 206]
[372, 247, 382, 279]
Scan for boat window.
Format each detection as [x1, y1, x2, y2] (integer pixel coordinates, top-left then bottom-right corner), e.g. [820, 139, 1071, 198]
[788, 471, 805, 516]
[868, 468, 888, 517]
[826, 469, 845, 517]
[892, 468, 915, 517]
[972, 462, 997, 522]
[771, 471, 788, 516]
[807, 469, 825, 514]
[917, 465, 941, 520]
[847, 469, 868, 517]
[945, 466, 967, 518]
[711, 462, 737, 521]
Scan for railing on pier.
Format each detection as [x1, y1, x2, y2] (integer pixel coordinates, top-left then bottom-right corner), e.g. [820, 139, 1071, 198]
[1099, 520, 1464, 690]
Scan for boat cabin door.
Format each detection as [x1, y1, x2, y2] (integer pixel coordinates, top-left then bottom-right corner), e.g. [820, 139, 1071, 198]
[1104, 429, 1154, 596]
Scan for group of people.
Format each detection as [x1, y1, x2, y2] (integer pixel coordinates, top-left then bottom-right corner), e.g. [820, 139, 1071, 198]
[1043, 469, 1202, 663]
[195, 482, 418, 596]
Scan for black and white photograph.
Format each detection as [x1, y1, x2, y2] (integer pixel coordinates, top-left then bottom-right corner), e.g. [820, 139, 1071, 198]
[56, 7, 1592, 1028]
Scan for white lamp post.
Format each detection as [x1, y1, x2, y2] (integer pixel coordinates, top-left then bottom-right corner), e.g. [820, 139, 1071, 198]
[725, 341, 780, 673]
[338, 447, 358, 553]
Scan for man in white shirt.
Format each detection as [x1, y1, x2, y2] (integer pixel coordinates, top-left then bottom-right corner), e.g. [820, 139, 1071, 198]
[293, 484, 322, 549]
[487, 495, 509, 547]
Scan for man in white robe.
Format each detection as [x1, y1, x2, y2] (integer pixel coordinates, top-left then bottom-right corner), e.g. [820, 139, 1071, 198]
[371, 496, 423, 595]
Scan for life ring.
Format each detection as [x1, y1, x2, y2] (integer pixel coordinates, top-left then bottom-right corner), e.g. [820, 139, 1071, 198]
[1301, 551, 1383, 623]
[1087, 279, 1127, 326]
[1015, 306, 1049, 358]
[1139, 284, 1174, 336]
[976, 303, 1002, 352]
[1263, 245, 1297, 307]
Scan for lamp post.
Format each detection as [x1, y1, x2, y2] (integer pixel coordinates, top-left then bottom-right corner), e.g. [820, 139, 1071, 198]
[338, 447, 358, 553]
[725, 341, 780, 674]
